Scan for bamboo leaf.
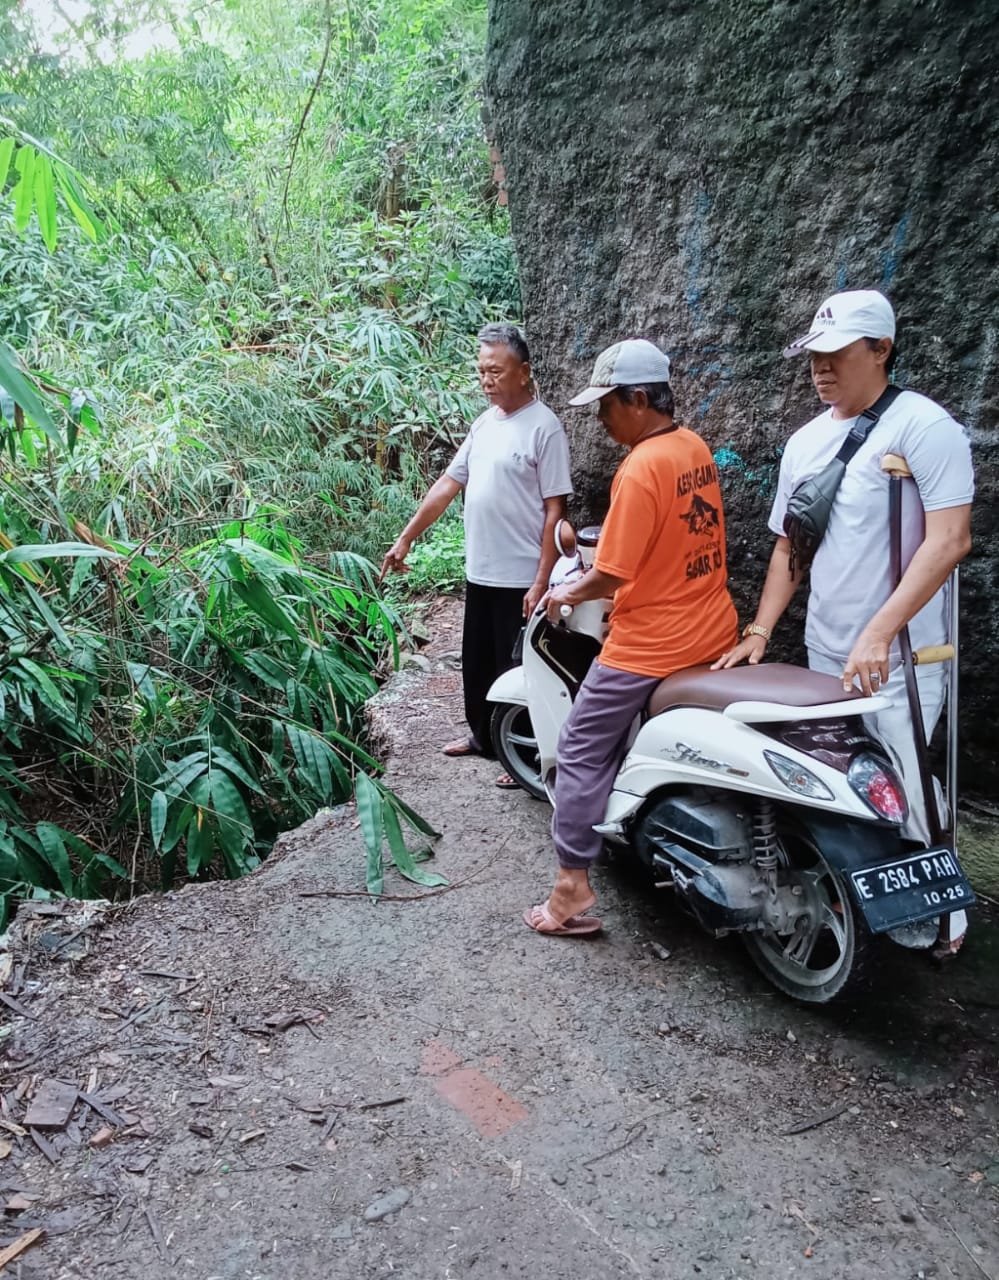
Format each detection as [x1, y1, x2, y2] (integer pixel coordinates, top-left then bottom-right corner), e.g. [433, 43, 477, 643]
[355, 772, 384, 897]
[210, 747, 265, 795]
[384, 789, 442, 840]
[242, 651, 291, 690]
[52, 163, 103, 242]
[0, 541, 119, 565]
[35, 822, 74, 894]
[0, 343, 57, 438]
[154, 752, 210, 797]
[0, 136, 15, 189]
[383, 801, 448, 887]
[306, 732, 332, 798]
[186, 812, 214, 877]
[12, 145, 35, 233]
[209, 768, 252, 834]
[17, 658, 72, 716]
[150, 791, 168, 850]
[32, 153, 57, 251]
[89, 851, 128, 878]
[19, 580, 69, 647]
[19, 428, 37, 466]
[231, 578, 299, 638]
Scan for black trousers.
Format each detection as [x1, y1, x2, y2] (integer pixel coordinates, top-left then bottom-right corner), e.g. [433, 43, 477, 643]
[462, 581, 526, 757]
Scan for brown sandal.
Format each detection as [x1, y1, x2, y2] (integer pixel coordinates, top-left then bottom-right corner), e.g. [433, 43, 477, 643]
[523, 901, 603, 936]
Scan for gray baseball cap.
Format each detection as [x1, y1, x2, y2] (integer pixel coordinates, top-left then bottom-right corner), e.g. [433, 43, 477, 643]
[568, 338, 673, 406]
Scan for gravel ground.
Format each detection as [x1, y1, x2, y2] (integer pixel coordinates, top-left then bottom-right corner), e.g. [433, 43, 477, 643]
[0, 596, 996, 1280]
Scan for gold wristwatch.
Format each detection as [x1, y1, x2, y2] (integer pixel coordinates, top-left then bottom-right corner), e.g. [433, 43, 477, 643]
[742, 622, 771, 641]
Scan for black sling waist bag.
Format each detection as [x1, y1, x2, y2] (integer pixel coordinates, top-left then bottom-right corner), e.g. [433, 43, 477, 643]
[783, 385, 901, 576]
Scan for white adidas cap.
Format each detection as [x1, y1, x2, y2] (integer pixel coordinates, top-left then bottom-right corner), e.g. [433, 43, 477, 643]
[568, 338, 672, 406]
[783, 289, 896, 358]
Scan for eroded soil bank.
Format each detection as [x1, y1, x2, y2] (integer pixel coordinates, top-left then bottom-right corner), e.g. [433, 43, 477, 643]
[1, 598, 997, 1279]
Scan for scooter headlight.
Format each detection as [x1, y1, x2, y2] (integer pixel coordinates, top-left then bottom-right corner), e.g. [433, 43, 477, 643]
[763, 751, 835, 800]
[847, 752, 908, 824]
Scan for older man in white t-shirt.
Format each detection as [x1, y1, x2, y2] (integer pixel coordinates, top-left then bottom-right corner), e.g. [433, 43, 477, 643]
[715, 289, 973, 947]
[381, 323, 572, 786]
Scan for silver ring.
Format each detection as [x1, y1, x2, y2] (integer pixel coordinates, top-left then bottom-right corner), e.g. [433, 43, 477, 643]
[871, 673, 881, 682]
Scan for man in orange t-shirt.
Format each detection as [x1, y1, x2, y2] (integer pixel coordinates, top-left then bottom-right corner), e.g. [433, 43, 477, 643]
[524, 338, 738, 937]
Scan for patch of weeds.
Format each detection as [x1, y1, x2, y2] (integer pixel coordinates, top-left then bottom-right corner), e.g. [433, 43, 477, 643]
[387, 509, 466, 599]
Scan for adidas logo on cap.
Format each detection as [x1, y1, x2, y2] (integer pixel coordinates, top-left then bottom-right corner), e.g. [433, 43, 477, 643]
[781, 290, 896, 359]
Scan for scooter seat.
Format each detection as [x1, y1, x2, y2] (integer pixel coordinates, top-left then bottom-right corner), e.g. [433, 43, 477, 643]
[647, 661, 864, 718]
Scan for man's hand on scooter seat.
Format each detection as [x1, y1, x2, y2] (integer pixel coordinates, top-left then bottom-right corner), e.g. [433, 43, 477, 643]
[711, 635, 767, 670]
[842, 633, 890, 697]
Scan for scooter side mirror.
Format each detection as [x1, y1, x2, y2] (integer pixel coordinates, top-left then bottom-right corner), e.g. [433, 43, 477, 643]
[554, 518, 577, 559]
[577, 525, 602, 569]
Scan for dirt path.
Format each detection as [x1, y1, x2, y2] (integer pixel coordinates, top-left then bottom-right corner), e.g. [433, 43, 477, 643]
[1, 598, 997, 1280]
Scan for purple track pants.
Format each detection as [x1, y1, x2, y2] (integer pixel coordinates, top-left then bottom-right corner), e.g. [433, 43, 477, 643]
[552, 660, 662, 869]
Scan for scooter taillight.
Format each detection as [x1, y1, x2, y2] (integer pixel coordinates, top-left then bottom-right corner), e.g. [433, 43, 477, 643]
[847, 752, 909, 824]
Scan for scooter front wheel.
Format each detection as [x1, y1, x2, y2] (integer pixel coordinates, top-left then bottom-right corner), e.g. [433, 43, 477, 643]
[490, 702, 547, 801]
[742, 830, 875, 1005]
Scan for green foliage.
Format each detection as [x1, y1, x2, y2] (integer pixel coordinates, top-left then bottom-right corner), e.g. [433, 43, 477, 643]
[0, 0, 517, 920]
[386, 507, 467, 598]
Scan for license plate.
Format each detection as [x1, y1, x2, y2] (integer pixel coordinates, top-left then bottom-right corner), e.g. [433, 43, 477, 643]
[849, 847, 976, 934]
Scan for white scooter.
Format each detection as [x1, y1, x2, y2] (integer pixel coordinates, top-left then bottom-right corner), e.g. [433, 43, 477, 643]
[486, 522, 975, 1004]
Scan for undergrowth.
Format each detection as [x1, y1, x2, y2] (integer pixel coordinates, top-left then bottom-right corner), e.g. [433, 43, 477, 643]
[0, 0, 512, 922]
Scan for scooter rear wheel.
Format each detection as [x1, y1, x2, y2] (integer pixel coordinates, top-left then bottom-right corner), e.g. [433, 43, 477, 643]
[742, 830, 875, 1005]
[490, 702, 546, 801]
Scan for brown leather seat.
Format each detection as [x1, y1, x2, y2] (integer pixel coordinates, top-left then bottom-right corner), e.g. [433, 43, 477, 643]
[647, 661, 864, 718]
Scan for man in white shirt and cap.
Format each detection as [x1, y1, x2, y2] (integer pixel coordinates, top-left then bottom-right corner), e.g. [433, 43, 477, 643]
[714, 288, 974, 951]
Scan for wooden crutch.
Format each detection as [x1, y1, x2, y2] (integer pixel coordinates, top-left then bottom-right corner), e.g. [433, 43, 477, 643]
[881, 453, 964, 952]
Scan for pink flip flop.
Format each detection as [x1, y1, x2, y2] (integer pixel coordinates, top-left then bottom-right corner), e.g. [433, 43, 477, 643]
[523, 901, 603, 937]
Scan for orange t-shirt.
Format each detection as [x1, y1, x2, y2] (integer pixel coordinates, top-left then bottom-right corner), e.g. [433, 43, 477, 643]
[595, 428, 738, 677]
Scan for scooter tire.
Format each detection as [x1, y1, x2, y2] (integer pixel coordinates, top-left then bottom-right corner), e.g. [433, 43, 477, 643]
[742, 833, 877, 1005]
[490, 702, 547, 802]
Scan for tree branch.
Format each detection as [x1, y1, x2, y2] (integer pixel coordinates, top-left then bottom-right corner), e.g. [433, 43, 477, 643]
[279, 0, 334, 236]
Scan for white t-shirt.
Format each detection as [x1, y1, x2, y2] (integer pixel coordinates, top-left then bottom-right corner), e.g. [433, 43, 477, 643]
[446, 399, 573, 588]
[768, 389, 974, 664]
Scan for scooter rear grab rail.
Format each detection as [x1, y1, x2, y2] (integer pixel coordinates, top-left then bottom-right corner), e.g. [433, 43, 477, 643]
[723, 695, 892, 723]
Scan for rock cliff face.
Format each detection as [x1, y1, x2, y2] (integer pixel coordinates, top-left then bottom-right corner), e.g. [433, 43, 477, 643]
[485, 0, 999, 769]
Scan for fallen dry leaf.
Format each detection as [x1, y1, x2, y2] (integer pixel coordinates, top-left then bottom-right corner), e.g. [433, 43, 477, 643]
[4, 1192, 40, 1213]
